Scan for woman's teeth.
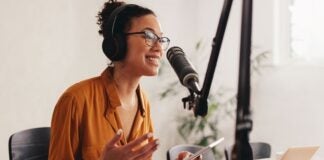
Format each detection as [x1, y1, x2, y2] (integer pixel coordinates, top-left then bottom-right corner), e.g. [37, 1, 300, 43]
[146, 56, 159, 65]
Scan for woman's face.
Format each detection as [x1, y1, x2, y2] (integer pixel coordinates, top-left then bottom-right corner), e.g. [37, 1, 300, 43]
[121, 14, 164, 77]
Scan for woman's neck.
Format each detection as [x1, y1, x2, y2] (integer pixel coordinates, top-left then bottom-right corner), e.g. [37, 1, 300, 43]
[112, 66, 141, 108]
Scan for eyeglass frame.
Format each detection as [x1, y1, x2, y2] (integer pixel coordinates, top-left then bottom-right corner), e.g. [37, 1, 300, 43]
[125, 29, 170, 50]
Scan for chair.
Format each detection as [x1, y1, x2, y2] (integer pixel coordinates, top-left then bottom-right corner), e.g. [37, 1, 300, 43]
[167, 144, 216, 160]
[224, 142, 271, 160]
[8, 127, 50, 160]
[250, 142, 271, 159]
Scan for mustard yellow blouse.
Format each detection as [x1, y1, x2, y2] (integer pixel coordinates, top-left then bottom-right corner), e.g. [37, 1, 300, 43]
[49, 67, 154, 160]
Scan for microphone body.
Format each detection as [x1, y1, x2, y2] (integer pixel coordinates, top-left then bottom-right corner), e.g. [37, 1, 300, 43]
[167, 46, 200, 93]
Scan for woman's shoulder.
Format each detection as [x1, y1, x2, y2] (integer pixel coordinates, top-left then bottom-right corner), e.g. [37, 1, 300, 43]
[64, 67, 113, 95]
[63, 76, 104, 97]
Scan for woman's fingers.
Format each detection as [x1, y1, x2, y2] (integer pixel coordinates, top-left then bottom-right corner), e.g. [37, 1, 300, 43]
[177, 151, 190, 160]
[105, 129, 123, 148]
[177, 151, 203, 160]
[101, 131, 159, 160]
[132, 139, 159, 160]
[99, 129, 124, 160]
[132, 139, 159, 155]
[124, 132, 153, 150]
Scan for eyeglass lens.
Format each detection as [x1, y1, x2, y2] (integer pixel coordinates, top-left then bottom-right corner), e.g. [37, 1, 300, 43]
[143, 30, 170, 50]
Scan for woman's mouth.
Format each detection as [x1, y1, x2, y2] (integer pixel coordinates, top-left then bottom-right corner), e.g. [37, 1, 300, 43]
[146, 55, 160, 66]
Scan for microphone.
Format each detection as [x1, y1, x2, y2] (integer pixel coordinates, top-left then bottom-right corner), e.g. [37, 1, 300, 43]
[166, 46, 200, 93]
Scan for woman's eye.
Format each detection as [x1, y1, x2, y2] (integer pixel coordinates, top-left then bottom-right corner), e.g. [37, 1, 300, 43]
[160, 38, 168, 42]
[145, 31, 157, 40]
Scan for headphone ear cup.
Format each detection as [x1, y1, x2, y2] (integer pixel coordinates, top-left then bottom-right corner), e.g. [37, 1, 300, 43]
[114, 34, 127, 60]
[102, 38, 116, 61]
[102, 34, 127, 61]
[102, 4, 136, 61]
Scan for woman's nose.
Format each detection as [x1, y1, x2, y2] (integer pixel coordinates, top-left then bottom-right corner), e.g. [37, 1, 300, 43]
[152, 40, 163, 52]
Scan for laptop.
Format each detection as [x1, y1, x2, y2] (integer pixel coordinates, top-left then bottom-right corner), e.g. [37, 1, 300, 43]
[280, 146, 320, 160]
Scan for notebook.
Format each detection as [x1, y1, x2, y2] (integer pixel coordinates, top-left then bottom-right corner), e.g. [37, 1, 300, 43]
[280, 146, 320, 160]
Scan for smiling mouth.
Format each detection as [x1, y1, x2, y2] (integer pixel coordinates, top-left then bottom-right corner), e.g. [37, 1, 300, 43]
[146, 56, 160, 66]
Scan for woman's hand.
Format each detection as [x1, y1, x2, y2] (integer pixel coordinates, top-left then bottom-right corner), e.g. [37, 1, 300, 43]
[99, 129, 159, 160]
[176, 151, 202, 160]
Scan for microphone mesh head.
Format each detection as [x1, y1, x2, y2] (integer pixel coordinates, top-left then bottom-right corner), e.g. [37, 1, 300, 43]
[167, 46, 184, 63]
[166, 46, 199, 86]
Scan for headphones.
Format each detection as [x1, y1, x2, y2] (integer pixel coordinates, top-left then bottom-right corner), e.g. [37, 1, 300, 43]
[102, 4, 136, 61]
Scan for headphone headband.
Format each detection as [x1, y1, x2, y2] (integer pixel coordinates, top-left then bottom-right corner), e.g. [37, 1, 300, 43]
[107, 4, 135, 37]
[102, 4, 137, 61]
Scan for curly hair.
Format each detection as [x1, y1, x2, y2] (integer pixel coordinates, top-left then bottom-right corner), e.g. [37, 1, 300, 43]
[96, 0, 155, 38]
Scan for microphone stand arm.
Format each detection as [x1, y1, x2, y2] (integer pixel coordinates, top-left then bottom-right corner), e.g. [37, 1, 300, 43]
[193, 0, 234, 117]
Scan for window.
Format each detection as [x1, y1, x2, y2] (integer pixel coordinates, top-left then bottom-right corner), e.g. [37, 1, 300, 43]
[273, 0, 324, 64]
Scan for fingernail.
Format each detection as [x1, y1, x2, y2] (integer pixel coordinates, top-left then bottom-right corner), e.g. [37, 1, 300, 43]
[155, 140, 160, 145]
[117, 129, 123, 135]
[147, 132, 153, 138]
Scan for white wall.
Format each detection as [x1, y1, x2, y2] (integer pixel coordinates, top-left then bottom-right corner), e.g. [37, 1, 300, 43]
[0, 0, 107, 159]
[252, 65, 324, 159]
[1, 0, 324, 160]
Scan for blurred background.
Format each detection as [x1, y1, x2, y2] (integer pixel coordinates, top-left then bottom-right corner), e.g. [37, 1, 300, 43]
[1, 0, 323, 159]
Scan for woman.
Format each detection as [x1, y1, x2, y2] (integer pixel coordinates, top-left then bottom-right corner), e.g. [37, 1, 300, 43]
[49, 0, 169, 159]
[49, 0, 199, 159]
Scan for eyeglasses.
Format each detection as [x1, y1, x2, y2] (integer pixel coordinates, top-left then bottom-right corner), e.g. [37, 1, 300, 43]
[125, 29, 170, 50]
